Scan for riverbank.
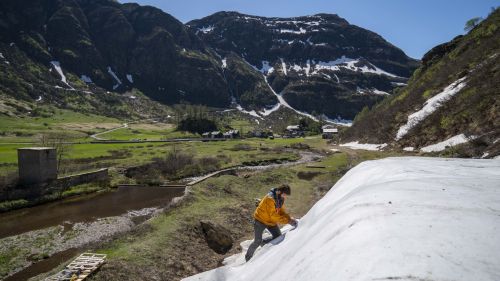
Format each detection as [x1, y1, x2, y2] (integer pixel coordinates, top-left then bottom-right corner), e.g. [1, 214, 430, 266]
[55, 149, 394, 281]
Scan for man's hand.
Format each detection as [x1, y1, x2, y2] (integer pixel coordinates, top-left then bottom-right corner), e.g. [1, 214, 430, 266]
[289, 218, 298, 227]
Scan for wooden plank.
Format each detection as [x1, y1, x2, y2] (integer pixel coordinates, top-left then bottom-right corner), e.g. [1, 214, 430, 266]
[45, 253, 106, 281]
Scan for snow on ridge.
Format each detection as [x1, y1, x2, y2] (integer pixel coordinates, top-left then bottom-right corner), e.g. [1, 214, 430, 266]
[420, 134, 474, 153]
[395, 77, 467, 141]
[198, 25, 215, 34]
[340, 141, 387, 151]
[184, 157, 500, 281]
[107, 66, 122, 90]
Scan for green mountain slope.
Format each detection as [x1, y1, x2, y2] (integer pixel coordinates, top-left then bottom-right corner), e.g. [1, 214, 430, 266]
[343, 9, 500, 157]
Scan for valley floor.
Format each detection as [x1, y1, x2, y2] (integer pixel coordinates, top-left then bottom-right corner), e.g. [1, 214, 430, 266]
[31, 146, 395, 281]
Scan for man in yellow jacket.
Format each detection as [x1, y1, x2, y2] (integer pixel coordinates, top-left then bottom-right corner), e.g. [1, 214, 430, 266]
[245, 184, 297, 261]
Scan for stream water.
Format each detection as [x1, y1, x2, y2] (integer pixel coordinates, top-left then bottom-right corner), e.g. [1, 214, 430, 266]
[0, 186, 184, 239]
[1, 186, 184, 281]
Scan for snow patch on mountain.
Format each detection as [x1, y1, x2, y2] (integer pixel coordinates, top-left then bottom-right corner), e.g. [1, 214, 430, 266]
[50, 61, 73, 89]
[198, 25, 215, 34]
[260, 61, 273, 74]
[420, 134, 474, 152]
[107, 66, 122, 90]
[184, 157, 500, 281]
[126, 74, 133, 83]
[81, 75, 92, 83]
[280, 58, 287, 75]
[277, 27, 307, 34]
[395, 77, 467, 141]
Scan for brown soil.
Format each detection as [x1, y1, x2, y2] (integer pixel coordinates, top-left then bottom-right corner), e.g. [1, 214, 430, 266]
[91, 201, 255, 281]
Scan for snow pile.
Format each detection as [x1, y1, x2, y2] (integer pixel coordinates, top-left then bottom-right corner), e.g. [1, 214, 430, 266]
[184, 157, 500, 281]
[340, 141, 387, 151]
[107, 66, 122, 90]
[421, 134, 473, 152]
[395, 77, 467, 140]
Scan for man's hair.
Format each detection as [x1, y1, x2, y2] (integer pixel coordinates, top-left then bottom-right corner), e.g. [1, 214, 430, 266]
[278, 184, 291, 195]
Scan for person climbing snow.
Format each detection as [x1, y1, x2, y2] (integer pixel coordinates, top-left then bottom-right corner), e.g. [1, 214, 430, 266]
[245, 184, 298, 261]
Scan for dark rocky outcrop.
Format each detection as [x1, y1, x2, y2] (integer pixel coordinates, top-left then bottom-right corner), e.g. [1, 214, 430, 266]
[200, 220, 234, 254]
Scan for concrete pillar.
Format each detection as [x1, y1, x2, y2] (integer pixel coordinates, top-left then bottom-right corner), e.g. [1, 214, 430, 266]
[17, 147, 57, 185]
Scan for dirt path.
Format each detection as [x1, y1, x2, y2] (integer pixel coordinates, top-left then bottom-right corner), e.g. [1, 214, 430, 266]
[90, 123, 128, 140]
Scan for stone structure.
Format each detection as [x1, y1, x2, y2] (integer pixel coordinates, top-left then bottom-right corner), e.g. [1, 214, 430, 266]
[56, 168, 109, 189]
[18, 147, 57, 185]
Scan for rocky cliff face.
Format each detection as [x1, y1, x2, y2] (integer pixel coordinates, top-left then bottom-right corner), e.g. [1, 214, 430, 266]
[188, 12, 420, 119]
[343, 9, 500, 157]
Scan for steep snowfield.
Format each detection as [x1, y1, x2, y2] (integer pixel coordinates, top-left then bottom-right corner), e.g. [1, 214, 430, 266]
[184, 157, 500, 281]
[395, 77, 467, 140]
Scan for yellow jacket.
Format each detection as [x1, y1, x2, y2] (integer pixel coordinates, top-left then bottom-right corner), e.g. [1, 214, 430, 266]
[254, 195, 291, 226]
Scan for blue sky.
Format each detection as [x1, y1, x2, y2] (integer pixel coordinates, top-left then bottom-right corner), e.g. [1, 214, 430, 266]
[120, 0, 499, 59]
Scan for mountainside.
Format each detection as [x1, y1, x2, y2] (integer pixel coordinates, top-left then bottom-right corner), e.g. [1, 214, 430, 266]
[343, 9, 500, 157]
[0, 0, 232, 112]
[0, 2, 420, 121]
[188, 12, 419, 119]
[184, 157, 500, 281]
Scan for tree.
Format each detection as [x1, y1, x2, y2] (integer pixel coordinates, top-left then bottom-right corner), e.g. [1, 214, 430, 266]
[39, 133, 73, 174]
[464, 17, 483, 32]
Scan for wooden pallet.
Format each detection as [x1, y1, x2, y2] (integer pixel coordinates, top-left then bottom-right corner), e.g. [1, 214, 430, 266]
[45, 253, 106, 281]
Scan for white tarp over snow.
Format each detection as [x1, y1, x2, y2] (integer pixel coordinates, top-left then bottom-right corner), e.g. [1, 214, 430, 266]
[184, 157, 500, 281]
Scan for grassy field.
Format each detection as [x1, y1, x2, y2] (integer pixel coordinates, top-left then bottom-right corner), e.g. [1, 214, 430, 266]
[0, 108, 123, 143]
[96, 124, 198, 141]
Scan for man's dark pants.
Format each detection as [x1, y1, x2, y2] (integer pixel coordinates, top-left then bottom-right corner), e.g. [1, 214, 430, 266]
[245, 219, 281, 261]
